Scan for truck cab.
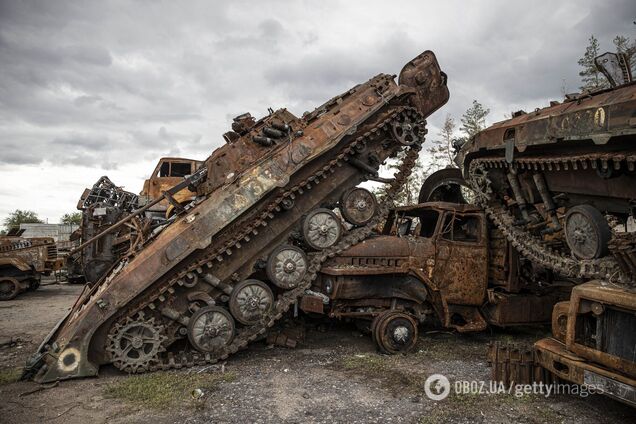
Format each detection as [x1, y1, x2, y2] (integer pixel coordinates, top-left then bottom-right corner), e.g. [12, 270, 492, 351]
[139, 157, 203, 218]
[305, 201, 567, 353]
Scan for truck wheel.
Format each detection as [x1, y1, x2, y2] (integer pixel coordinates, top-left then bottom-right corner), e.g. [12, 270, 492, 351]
[373, 311, 418, 354]
[266, 245, 308, 289]
[29, 278, 41, 291]
[340, 188, 378, 226]
[564, 205, 611, 259]
[0, 277, 20, 301]
[418, 168, 469, 204]
[229, 279, 274, 325]
[302, 208, 342, 250]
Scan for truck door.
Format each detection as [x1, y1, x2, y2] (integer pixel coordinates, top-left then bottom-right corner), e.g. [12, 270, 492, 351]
[432, 211, 488, 305]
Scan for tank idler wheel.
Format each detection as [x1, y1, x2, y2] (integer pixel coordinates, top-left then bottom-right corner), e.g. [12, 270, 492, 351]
[229, 279, 274, 325]
[564, 205, 611, 260]
[302, 208, 342, 250]
[372, 311, 418, 354]
[340, 188, 378, 226]
[0, 277, 20, 301]
[266, 245, 308, 289]
[187, 306, 235, 353]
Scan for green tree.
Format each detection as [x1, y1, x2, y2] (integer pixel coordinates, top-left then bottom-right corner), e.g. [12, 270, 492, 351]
[460, 100, 490, 139]
[3, 209, 43, 231]
[428, 114, 457, 170]
[61, 212, 82, 225]
[612, 35, 636, 74]
[578, 35, 609, 91]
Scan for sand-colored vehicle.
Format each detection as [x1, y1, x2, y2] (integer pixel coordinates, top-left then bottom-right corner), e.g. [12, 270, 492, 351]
[0, 229, 62, 300]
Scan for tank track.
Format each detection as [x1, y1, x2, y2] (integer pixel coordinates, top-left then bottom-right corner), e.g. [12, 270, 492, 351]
[467, 153, 634, 282]
[105, 107, 424, 373]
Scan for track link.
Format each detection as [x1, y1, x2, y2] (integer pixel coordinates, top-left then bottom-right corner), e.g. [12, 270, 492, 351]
[106, 108, 424, 373]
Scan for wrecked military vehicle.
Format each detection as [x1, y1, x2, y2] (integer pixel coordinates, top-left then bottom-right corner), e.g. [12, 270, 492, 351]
[25, 50, 450, 382]
[0, 229, 62, 300]
[303, 201, 571, 354]
[66, 157, 202, 284]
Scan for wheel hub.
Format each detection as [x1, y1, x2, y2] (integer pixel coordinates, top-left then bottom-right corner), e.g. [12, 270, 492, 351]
[246, 295, 260, 310]
[355, 200, 367, 210]
[393, 326, 409, 343]
[284, 259, 297, 273]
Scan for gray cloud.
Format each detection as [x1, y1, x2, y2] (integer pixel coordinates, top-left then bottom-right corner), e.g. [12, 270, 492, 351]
[0, 0, 633, 223]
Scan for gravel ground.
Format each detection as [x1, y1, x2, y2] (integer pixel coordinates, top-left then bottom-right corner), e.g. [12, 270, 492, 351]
[0, 282, 633, 423]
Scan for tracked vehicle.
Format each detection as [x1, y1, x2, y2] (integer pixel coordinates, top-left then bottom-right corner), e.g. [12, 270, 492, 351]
[25, 50, 449, 382]
[452, 52, 636, 283]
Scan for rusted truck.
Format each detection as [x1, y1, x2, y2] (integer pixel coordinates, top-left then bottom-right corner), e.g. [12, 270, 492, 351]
[532, 281, 635, 406]
[0, 229, 63, 300]
[25, 50, 450, 382]
[302, 201, 571, 353]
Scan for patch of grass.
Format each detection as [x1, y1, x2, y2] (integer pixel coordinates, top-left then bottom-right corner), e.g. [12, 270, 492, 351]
[104, 370, 236, 410]
[0, 367, 22, 385]
[341, 354, 388, 372]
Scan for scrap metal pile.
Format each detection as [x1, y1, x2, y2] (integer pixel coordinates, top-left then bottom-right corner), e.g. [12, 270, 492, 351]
[24, 51, 450, 382]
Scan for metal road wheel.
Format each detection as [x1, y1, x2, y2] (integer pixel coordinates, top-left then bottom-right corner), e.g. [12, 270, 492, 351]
[107, 313, 166, 373]
[564, 205, 611, 260]
[391, 114, 423, 146]
[0, 277, 20, 301]
[374, 311, 418, 354]
[187, 306, 235, 353]
[340, 188, 378, 226]
[229, 279, 274, 325]
[266, 245, 308, 289]
[302, 208, 342, 250]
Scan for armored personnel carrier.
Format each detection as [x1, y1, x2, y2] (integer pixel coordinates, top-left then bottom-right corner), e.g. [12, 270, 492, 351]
[25, 51, 449, 382]
[0, 229, 62, 300]
[453, 52, 635, 283]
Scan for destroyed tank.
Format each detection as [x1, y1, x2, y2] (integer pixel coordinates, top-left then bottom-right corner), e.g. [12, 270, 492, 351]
[25, 51, 449, 382]
[452, 52, 636, 283]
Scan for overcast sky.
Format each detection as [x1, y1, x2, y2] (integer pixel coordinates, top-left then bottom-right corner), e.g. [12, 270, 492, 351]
[0, 0, 634, 225]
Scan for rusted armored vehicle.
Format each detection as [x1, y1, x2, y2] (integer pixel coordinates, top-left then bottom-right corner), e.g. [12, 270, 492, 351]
[0, 229, 62, 300]
[532, 281, 635, 406]
[447, 52, 636, 284]
[25, 50, 450, 382]
[302, 202, 571, 353]
[67, 157, 201, 284]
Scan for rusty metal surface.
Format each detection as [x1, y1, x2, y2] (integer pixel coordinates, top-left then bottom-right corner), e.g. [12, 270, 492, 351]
[0, 235, 60, 300]
[314, 201, 568, 336]
[457, 62, 635, 286]
[487, 341, 552, 386]
[26, 50, 450, 382]
[564, 280, 636, 379]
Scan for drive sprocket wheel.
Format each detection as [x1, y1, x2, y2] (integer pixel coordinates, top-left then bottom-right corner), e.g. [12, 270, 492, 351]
[266, 245, 308, 289]
[107, 312, 166, 373]
[302, 208, 342, 250]
[229, 279, 274, 325]
[373, 311, 418, 354]
[391, 114, 423, 146]
[187, 306, 235, 353]
[0, 277, 20, 301]
[340, 187, 378, 226]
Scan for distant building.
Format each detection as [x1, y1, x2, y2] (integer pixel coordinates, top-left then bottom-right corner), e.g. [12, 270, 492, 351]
[19, 223, 79, 251]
